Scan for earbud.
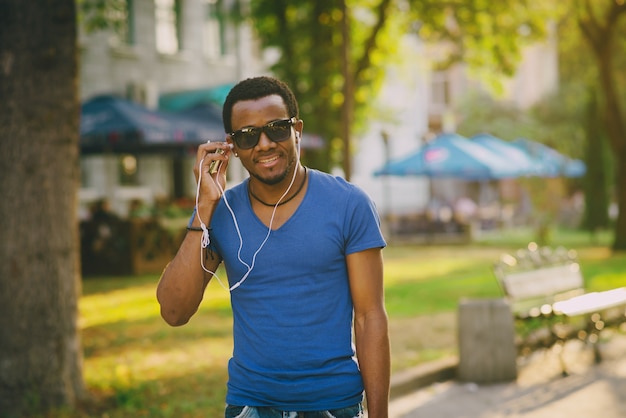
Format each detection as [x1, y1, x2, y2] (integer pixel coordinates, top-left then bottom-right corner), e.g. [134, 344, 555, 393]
[296, 132, 301, 157]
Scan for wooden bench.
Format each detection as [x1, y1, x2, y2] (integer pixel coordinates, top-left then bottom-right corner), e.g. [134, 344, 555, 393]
[492, 242, 626, 373]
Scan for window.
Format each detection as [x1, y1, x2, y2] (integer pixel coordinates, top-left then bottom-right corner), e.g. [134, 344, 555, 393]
[155, 0, 182, 54]
[81, 0, 134, 45]
[430, 71, 450, 113]
[111, 0, 135, 45]
[203, 0, 227, 58]
[119, 154, 139, 186]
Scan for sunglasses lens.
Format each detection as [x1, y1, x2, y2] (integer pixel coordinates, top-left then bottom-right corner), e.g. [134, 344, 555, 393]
[234, 129, 261, 149]
[265, 122, 292, 142]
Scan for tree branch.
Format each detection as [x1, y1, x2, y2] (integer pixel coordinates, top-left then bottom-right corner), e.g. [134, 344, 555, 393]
[353, 0, 393, 90]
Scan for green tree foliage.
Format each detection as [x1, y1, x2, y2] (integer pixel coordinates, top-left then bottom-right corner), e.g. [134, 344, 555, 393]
[249, 0, 400, 173]
[250, 1, 342, 171]
[456, 91, 540, 140]
[248, 0, 559, 176]
[78, 0, 130, 34]
[405, 0, 554, 89]
[529, 86, 587, 161]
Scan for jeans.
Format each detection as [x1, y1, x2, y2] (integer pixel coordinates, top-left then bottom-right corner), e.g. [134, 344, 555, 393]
[224, 403, 363, 418]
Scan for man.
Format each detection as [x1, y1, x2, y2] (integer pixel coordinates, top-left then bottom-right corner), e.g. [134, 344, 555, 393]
[157, 76, 389, 417]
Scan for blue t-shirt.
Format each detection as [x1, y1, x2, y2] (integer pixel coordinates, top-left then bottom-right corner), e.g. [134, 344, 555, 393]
[208, 168, 386, 411]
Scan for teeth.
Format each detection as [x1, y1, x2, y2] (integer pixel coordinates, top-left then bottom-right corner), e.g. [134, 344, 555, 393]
[259, 156, 278, 164]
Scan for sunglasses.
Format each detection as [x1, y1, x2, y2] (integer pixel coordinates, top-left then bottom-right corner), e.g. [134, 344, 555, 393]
[229, 118, 296, 150]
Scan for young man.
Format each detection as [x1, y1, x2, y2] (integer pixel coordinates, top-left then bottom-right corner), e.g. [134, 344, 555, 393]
[157, 76, 390, 418]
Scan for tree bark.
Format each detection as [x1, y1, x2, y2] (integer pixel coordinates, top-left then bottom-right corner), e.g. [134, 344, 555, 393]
[340, 0, 353, 180]
[582, 87, 610, 233]
[0, 0, 85, 415]
[578, 0, 626, 250]
[614, 150, 626, 249]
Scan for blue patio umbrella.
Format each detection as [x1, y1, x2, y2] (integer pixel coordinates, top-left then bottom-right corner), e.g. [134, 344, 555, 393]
[80, 95, 225, 154]
[374, 133, 528, 180]
[175, 102, 224, 126]
[511, 138, 586, 178]
[470, 133, 545, 177]
[158, 83, 235, 111]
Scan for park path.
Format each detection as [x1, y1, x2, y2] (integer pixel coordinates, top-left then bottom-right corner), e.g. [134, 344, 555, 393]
[387, 330, 626, 418]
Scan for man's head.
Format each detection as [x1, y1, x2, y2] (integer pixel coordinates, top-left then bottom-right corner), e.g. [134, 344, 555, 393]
[222, 76, 303, 186]
[222, 76, 299, 134]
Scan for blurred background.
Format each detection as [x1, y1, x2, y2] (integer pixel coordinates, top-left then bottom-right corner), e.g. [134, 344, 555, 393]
[3, 1, 626, 416]
[74, 0, 623, 275]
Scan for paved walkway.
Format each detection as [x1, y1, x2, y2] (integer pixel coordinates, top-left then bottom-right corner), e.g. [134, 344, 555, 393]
[387, 331, 626, 418]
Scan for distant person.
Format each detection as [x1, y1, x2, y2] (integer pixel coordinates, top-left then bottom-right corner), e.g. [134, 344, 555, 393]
[425, 196, 444, 223]
[87, 199, 119, 246]
[82, 199, 126, 274]
[454, 196, 477, 225]
[89, 198, 117, 224]
[157, 76, 390, 417]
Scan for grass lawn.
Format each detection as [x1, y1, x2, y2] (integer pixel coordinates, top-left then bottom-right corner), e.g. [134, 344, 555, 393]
[47, 228, 626, 417]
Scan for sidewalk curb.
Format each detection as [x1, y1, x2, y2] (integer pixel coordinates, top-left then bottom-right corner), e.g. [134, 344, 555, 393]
[390, 357, 458, 399]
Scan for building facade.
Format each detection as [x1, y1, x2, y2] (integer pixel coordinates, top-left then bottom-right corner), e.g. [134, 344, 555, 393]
[79, 0, 263, 216]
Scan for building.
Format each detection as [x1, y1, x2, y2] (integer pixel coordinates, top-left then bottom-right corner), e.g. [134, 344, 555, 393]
[78, 0, 263, 217]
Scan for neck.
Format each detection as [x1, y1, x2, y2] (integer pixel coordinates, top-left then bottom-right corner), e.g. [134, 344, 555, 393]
[249, 166, 307, 207]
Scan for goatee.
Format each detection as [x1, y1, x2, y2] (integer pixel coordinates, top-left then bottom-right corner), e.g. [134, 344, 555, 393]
[252, 158, 297, 186]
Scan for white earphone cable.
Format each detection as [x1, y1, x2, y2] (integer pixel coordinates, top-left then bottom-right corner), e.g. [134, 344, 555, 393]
[195, 141, 300, 292]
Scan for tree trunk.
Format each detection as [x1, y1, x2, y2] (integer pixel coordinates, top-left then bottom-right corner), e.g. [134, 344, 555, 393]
[0, 1, 85, 415]
[613, 150, 626, 250]
[598, 49, 626, 250]
[582, 87, 610, 233]
[578, 1, 626, 250]
[340, 0, 353, 180]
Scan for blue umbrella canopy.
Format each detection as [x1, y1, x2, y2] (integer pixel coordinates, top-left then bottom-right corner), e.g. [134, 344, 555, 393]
[80, 95, 224, 154]
[374, 133, 527, 180]
[470, 133, 545, 176]
[158, 83, 235, 111]
[174, 102, 224, 126]
[511, 138, 586, 178]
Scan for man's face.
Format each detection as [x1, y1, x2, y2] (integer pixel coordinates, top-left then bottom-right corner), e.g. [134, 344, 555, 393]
[229, 95, 302, 186]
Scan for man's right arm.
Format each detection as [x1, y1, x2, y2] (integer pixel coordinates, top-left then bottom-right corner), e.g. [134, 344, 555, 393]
[156, 225, 222, 326]
[156, 141, 230, 326]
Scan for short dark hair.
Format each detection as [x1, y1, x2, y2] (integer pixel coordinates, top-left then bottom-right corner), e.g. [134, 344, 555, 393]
[222, 76, 299, 133]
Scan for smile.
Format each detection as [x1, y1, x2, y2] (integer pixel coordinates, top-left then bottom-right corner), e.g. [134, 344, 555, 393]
[258, 156, 279, 164]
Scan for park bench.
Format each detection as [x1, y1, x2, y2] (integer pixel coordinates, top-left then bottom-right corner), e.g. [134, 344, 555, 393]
[458, 242, 626, 383]
[493, 242, 626, 371]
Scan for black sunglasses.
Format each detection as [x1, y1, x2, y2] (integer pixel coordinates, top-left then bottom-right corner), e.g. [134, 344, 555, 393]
[229, 118, 296, 150]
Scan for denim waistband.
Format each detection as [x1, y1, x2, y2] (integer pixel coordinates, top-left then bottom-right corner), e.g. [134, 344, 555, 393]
[224, 403, 363, 418]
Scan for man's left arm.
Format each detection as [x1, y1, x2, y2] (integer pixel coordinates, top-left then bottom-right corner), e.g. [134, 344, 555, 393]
[347, 247, 390, 418]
